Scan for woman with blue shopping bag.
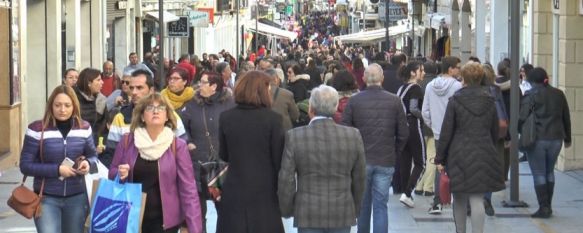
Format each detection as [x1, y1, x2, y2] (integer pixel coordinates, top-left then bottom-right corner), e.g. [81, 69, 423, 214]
[107, 93, 202, 233]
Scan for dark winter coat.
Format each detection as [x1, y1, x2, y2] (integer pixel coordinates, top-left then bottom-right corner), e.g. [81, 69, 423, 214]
[287, 74, 310, 103]
[436, 86, 505, 193]
[341, 85, 409, 167]
[217, 104, 285, 233]
[180, 89, 236, 162]
[76, 88, 107, 144]
[518, 84, 571, 144]
[382, 65, 404, 94]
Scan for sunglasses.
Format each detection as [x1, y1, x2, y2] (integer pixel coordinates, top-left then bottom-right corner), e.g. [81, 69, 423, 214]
[122, 81, 130, 85]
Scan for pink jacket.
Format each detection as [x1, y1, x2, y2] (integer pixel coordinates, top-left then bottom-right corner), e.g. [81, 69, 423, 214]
[109, 133, 202, 233]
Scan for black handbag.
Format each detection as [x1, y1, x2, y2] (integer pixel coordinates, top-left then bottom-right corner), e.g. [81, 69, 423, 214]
[197, 107, 228, 201]
[519, 100, 536, 150]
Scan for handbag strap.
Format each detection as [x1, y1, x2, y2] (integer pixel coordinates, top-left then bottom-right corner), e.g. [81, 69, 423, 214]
[22, 126, 46, 198]
[201, 107, 217, 161]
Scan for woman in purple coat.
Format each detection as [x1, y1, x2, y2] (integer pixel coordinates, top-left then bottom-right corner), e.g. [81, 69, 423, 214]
[109, 93, 202, 233]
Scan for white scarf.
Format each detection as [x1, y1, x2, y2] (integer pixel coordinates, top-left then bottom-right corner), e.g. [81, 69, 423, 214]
[133, 127, 175, 161]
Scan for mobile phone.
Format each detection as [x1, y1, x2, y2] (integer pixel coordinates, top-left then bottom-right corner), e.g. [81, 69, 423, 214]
[59, 157, 75, 180]
[61, 157, 75, 168]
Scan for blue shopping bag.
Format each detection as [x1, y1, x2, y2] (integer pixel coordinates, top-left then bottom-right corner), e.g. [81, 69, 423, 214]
[89, 174, 144, 233]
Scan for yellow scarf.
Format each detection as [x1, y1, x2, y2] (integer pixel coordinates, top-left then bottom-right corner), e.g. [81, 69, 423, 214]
[161, 87, 195, 109]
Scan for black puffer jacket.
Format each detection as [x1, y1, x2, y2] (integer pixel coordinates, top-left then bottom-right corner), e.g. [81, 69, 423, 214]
[436, 86, 505, 193]
[341, 86, 409, 167]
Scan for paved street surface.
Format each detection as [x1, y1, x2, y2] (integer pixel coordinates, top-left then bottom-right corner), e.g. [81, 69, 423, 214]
[1, 163, 583, 233]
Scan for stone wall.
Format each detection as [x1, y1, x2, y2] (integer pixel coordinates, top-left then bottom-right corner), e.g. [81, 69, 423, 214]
[534, 0, 583, 170]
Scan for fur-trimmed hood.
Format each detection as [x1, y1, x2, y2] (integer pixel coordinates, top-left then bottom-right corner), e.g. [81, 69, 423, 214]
[191, 87, 233, 106]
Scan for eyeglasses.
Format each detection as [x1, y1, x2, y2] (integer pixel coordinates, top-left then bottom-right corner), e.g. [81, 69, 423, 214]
[122, 81, 130, 85]
[145, 105, 167, 113]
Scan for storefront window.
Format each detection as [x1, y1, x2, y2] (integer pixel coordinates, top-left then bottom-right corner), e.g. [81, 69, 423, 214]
[9, 0, 21, 104]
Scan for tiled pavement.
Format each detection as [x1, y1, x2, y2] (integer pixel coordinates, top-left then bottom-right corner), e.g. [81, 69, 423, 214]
[1, 163, 583, 233]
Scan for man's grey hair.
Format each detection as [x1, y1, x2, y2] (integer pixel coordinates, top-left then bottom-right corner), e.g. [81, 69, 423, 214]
[264, 68, 278, 79]
[309, 85, 339, 117]
[364, 63, 384, 85]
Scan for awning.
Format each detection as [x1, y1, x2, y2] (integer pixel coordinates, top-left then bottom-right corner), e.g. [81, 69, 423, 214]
[247, 22, 297, 41]
[145, 11, 180, 23]
[334, 25, 411, 44]
[425, 13, 451, 29]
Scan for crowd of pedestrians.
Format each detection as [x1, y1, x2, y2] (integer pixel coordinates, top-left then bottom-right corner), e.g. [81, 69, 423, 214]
[17, 9, 572, 233]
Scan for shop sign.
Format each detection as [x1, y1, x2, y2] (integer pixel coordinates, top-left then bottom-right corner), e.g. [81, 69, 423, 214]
[188, 10, 209, 27]
[379, 1, 408, 22]
[552, 0, 559, 14]
[168, 17, 189, 37]
[117, 1, 127, 10]
[579, 0, 583, 15]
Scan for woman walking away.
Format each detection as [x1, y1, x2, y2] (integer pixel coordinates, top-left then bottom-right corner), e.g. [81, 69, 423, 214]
[436, 63, 505, 233]
[216, 71, 285, 233]
[20, 85, 98, 233]
[519, 67, 571, 218]
[108, 93, 203, 233]
[397, 61, 426, 208]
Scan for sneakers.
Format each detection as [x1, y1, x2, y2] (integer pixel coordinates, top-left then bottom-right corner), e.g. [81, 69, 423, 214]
[428, 203, 442, 214]
[400, 194, 415, 208]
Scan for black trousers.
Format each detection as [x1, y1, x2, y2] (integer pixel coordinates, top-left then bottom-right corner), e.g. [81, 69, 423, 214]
[399, 117, 426, 196]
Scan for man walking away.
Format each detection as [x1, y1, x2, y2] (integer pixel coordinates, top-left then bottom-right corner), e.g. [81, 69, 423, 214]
[342, 63, 409, 233]
[279, 85, 366, 233]
[421, 56, 463, 214]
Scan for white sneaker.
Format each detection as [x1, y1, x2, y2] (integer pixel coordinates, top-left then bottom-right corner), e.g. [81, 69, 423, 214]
[400, 194, 415, 208]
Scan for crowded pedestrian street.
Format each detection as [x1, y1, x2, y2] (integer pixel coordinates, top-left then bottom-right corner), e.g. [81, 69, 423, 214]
[2, 163, 583, 232]
[1, 0, 583, 233]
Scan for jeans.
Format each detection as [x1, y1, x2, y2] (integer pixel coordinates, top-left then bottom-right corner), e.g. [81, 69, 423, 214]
[357, 165, 394, 233]
[34, 192, 88, 233]
[525, 140, 563, 186]
[299, 227, 351, 233]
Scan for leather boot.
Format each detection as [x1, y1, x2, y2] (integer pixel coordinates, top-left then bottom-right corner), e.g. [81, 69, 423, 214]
[531, 184, 551, 218]
[547, 182, 555, 215]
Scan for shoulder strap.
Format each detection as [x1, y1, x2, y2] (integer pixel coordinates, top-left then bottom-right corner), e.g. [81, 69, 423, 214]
[397, 83, 414, 100]
[201, 107, 217, 161]
[23, 126, 46, 199]
[172, 137, 177, 156]
[272, 87, 280, 102]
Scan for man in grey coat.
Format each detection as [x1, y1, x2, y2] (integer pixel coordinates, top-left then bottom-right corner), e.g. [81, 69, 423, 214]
[342, 63, 409, 233]
[265, 68, 299, 132]
[278, 85, 366, 233]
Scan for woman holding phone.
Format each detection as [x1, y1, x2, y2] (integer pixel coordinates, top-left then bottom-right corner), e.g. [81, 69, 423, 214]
[19, 85, 98, 233]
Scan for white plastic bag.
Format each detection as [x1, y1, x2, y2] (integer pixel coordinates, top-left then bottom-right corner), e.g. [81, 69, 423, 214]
[85, 160, 109, 203]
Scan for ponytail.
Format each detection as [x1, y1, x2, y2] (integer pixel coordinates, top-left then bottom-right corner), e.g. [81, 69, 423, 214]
[399, 61, 422, 82]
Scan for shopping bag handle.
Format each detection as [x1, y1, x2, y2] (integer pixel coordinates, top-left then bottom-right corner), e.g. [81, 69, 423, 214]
[114, 173, 121, 183]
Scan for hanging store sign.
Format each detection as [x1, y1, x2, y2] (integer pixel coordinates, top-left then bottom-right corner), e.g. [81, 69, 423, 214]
[579, 0, 583, 15]
[188, 10, 210, 27]
[379, 1, 408, 22]
[552, 0, 559, 14]
[168, 17, 189, 37]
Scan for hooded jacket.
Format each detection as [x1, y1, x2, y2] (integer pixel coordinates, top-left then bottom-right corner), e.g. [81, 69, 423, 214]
[287, 74, 310, 103]
[436, 86, 505, 193]
[421, 76, 462, 140]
